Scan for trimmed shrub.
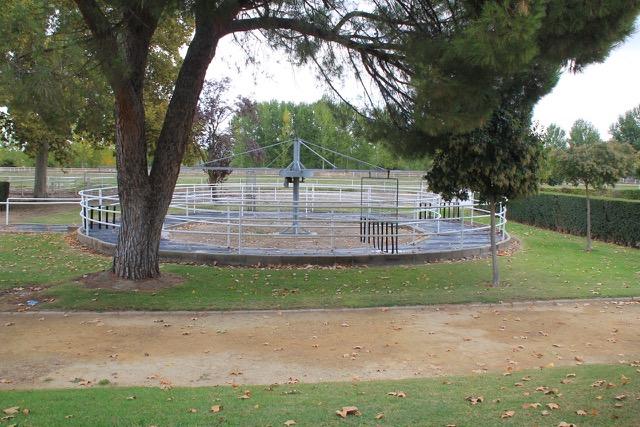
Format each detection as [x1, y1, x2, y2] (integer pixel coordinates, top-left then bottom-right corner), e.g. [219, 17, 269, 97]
[542, 186, 640, 200]
[508, 192, 640, 248]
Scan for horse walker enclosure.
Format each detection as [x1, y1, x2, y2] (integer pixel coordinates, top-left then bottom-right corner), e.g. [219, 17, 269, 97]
[77, 140, 509, 265]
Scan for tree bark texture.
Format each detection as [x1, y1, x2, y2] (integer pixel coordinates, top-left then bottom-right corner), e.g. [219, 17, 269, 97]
[489, 200, 500, 287]
[33, 142, 49, 198]
[108, 2, 225, 279]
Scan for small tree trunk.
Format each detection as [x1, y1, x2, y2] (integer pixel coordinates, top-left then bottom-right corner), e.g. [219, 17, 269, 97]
[585, 184, 592, 252]
[489, 199, 499, 287]
[33, 142, 49, 198]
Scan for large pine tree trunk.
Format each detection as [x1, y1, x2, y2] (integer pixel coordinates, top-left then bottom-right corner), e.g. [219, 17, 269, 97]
[585, 185, 592, 252]
[489, 199, 499, 286]
[74, 1, 238, 280]
[33, 142, 48, 198]
[108, 8, 222, 280]
[111, 82, 160, 279]
[113, 194, 162, 279]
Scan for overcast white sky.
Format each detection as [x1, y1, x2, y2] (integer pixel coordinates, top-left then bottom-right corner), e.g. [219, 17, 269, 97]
[207, 21, 640, 139]
[533, 24, 640, 138]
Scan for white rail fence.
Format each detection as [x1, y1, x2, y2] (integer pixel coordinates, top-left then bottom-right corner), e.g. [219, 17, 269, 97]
[2, 197, 81, 226]
[79, 183, 508, 254]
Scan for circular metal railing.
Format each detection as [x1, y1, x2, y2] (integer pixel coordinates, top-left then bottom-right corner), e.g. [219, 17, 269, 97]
[79, 181, 508, 255]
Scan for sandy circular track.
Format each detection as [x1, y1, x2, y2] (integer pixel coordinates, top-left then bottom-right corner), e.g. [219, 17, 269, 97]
[0, 299, 638, 390]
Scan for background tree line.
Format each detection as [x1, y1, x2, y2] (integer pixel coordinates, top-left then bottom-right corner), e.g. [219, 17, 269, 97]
[186, 93, 431, 173]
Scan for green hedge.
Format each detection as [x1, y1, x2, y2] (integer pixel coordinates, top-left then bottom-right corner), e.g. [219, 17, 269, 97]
[507, 192, 640, 248]
[541, 186, 640, 200]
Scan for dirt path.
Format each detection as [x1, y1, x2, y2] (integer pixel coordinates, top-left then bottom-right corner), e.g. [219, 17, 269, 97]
[1, 300, 638, 390]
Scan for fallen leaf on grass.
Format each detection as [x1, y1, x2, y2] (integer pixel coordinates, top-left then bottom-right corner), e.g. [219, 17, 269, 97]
[614, 394, 627, 401]
[541, 410, 550, 416]
[375, 413, 384, 420]
[284, 420, 296, 426]
[522, 402, 541, 409]
[187, 408, 197, 413]
[2, 407, 19, 416]
[126, 396, 136, 400]
[557, 423, 576, 427]
[387, 391, 407, 398]
[576, 409, 587, 416]
[210, 405, 222, 413]
[465, 395, 484, 405]
[238, 390, 252, 399]
[546, 403, 560, 410]
[335, 406, 360, 418]
[500, 410, 515, 419]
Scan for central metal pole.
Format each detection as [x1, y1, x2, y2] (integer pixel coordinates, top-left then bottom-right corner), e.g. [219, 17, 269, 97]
[279, 138, 312, 235]
[292, 176, 300, 233]
[291, 139, 301, 233]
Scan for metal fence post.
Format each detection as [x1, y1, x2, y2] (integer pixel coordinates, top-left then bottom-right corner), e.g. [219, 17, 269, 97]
[238, 204, 243, 253]
[185, 187, 189, 216]
[330, 209, 335, 251]
[226, 204, 231, 248]
[459, 207, 465, 248]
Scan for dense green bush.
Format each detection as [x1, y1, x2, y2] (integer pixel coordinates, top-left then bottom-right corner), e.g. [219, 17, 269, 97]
[541, 186, 640, 200]
[508, 192, 640, 248]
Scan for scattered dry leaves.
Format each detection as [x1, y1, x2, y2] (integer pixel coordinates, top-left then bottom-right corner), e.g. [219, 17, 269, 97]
[465, 395, 484, 405]
[335, 406, 360, 418]
[387, 391, 407, 398]
[500, 410, 515, 419]
[522, 402, 541, 409]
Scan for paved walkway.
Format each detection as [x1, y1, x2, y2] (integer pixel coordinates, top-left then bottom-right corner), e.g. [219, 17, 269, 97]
[1, 299, 638, 389]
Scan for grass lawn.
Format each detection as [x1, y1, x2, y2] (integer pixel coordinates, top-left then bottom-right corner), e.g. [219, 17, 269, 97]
[0, 222, 639, 311]
[0, 364, 638, 426]
[4, 204, 81, 225]
[0, 224, 640, 310]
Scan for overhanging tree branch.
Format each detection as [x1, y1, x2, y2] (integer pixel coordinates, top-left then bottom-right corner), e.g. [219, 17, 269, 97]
[73, 0, 125, 89]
